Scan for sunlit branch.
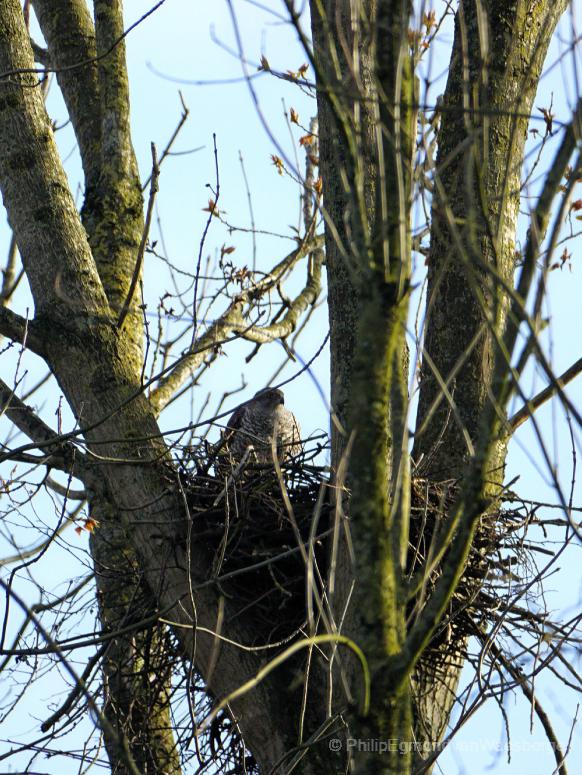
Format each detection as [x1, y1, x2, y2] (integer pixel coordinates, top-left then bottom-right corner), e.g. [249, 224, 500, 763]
[0, 307, 43, 355]
[45, 476, 87, 500]
[118, 143, 159, 329]
[0, 376, 86, 473]
[149, 236, 324, 415]
[0, 232, 19, 302]
[508, 356, 582, 433]
[32, 0, 101, 189]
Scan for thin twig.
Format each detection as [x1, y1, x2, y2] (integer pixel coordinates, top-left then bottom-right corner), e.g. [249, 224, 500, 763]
[508, 356, 582, 432]
[191, 133, 220, 346]
[141, 92, 190, 191]
[118, 143, 160, 329]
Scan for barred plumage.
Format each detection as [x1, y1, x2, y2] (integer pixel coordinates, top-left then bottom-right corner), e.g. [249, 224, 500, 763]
[223, 388, 302, 465]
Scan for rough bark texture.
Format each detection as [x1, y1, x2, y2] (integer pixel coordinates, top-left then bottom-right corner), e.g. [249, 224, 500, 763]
[311, 0, 569, 772]
[310, 0, 378, 468]
[410, 0, 568, 761]
[308, 5, 383, 748]
[311, 2, 417, 772]
[32, 0, 101, 192]
[89, 504, 182, 775]
[29, 2, 177, 771]
[414, 0, 568, 478]
[0, 3, 342, 772]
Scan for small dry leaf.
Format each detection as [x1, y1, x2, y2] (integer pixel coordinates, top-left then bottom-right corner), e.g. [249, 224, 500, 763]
[271, 155, 284, 175]
[234, 266, 250, 284]
[537, 106, 554, 135]
[423, 10, 436, 30]
[84, 518, 99, 533]
[258, 55, 270, 71]
[75, 525, 83, 536]
[221, 245, 236, 257]
[407, 28, 422, 47]
[551, 247, 572, 271]
[314, 177, 323, 195]
[290, 107, 299, 125]
[297, 63, 309, 77]
[202, 198, 219, 217]
[571, 199, 582, 211]
[299, 134, 314, 147]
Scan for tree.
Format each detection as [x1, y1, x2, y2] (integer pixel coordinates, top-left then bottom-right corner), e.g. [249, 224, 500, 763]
[0, 1, 581, 774]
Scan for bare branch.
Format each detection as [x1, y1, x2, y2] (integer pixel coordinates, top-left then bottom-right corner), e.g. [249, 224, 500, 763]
[0, 376, 86, 473]
[141, 92, 189, 191]
[117, 143, 159, 329]
[487, 640, 569, 775]
[0, 576, 143, 775]
[149, 235, 324, 414]
[508, 356, 582, 433]
[0, 307, 43, 355]
[31, 0, 101, 190]
[0, 2, 108, 319]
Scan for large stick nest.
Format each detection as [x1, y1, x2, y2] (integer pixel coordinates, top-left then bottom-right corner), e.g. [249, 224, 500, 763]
[172, 444, 571, 772]
[178, 443, 542, 655]
[178, 444, 332, 643]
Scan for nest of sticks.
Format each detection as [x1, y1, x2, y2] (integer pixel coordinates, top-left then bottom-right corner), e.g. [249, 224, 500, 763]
[407, 476, 560, 662]
[178, 442, 555, 656]
[178, 441, 332, 642]
[172, 443, 570, 774]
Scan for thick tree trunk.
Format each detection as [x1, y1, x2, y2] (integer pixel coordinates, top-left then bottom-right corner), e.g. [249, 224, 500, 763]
[30, 2, 176, 770]
[311, 2, 417, 772]
[310, 0, 373, 469]
[0, 3, 300, 772]
[89, 507, 182, 775]
[0, 0, 346, 775]
[411, 0, 568, 763]
[312, 0, 568, 772]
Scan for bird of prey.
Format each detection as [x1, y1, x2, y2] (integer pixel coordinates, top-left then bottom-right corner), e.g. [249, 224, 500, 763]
[222, 387, 302, 465]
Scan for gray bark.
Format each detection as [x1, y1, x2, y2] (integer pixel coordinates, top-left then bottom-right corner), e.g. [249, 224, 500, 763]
[411, 0, 569, 760]
[0, 3, 295, 772]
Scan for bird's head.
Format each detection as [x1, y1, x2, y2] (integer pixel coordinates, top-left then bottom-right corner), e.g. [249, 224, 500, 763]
[253, 387, 284, 408]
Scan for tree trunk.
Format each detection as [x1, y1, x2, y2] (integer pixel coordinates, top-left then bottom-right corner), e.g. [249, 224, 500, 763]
[311, 2, 418, 772]
[410, 0, 568, 762]
[312, 0, 568, 771]
[30, 2, 177, 770]
[0, 3, 299, 772]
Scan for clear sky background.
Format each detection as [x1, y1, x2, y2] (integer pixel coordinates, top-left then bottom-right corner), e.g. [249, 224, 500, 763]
[1, 1, 581, 772]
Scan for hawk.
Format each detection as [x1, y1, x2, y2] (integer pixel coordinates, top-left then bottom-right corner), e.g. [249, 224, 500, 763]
[222, 388, 302, 465]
